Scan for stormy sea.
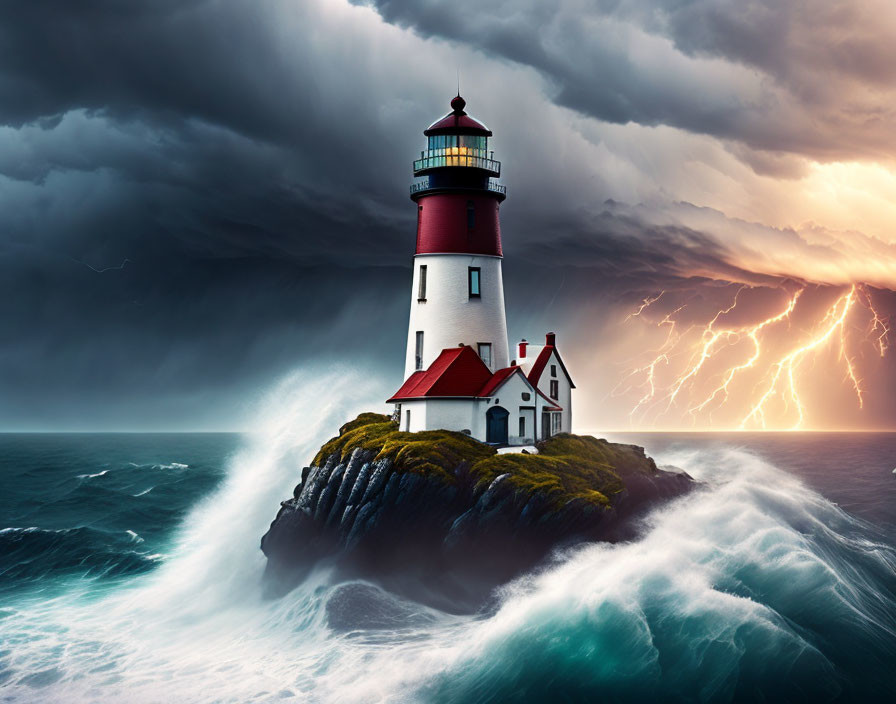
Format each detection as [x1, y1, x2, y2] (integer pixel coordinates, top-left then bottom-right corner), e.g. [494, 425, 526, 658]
[1, 373, 895, 703]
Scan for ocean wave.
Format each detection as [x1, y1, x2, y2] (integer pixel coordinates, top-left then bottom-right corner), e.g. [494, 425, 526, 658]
[126, 461, 189, 470]
[0, 525, 162, 586]
[0, 526, 43, 535]
[76, 469, 110, 479]
[0, 374, 893, 702]
[393, 448, 896, 703]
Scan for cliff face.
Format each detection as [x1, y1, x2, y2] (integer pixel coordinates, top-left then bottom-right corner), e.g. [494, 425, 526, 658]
[261, 414, 693, 609]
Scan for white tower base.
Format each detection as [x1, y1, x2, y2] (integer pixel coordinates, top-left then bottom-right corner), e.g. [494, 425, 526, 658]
[404, 253, 509, 378]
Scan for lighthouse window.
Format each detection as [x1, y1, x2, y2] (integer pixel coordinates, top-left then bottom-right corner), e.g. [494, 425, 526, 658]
[428, 135, 453, 151]
[418, 265, 427, 301]
[467, 201, 475, 230]
[415, 331, 424, 370]
[478, 343, 492, 369]
[459, 135, 487, 153]
[468, 267, 481, 298]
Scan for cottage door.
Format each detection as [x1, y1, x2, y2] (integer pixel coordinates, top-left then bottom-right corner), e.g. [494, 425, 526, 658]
[541, 411, 551, 440]
[486, 406, 509, 444]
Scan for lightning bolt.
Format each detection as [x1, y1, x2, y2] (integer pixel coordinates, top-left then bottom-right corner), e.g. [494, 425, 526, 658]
[740, 286, 858, 429]
[688, 289, 802, 417]
[858, 284, 890, 357]
[662, 286, 747, 410]
[619, 299, 692, 419]
[625, 291, 665, 321]
[622, 281, 885, 429]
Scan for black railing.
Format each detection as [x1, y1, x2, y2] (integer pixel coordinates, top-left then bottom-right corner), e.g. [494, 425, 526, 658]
[409, 179, 506, 196]
[413, 148, 501, 175]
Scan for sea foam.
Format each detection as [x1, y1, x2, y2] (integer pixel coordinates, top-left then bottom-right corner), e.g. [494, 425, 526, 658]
[1, 375, 894, 703]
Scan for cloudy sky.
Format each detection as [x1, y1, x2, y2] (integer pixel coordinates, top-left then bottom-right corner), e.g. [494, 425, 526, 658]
[2, 0, 895, 430]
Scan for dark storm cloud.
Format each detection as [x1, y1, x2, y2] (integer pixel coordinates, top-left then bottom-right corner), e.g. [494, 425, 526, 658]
[358, 0, 896, 161]
[0, 0, 892, 428]
[0, 0, 431, 427]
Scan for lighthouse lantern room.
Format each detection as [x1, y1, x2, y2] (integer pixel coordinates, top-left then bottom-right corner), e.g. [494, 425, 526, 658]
[388, 96, 575, 445]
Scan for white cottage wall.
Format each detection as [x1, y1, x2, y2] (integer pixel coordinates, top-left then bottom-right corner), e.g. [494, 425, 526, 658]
[537, 349, 573, 433]
[518, 344, 574, 434]
[485, 372, 548, 445]
[416, 399, 478, 438]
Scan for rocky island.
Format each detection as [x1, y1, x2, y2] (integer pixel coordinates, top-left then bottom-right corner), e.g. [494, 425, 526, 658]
[261, 413, 693, 610]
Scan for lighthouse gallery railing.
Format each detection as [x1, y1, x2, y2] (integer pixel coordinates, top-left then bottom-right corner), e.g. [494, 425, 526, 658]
[410, 180, 506, 196]
[413, 148, 501, 176]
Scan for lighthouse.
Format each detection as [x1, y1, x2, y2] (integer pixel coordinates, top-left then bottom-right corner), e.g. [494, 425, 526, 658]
[388, 96, 575, 445]
[402, 94, 509, 379]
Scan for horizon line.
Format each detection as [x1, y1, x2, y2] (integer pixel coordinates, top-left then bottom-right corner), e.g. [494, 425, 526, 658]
[1, 427, 895, 435]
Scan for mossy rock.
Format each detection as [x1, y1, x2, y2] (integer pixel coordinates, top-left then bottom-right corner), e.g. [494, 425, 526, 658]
[312, 413, 493, 482]
[311, 413, 659, 509]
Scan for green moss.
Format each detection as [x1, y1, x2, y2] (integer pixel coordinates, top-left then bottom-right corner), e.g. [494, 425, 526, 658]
[312, 414, 657, 509]
[312, 414, 493, 481]
[312, 413, 398, 466]
[465, 434, 640, 508]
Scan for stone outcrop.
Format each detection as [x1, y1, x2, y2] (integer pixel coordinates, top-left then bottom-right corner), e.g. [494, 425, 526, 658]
[261, 413, 693, 609]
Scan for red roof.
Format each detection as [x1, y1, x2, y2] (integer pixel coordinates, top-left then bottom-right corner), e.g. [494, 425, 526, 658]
[424, 95, 492, 136]
[527, 338, 576, 389]
[388, 346, 563, 410]
[388, 346, 492, 401]
[477, 365, 520, 396]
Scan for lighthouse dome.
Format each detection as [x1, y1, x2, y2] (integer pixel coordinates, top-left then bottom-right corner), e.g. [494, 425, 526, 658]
[424, 95, 492, 136]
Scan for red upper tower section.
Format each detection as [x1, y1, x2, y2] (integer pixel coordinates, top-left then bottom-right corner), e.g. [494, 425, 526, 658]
[410, 96, 506, 257]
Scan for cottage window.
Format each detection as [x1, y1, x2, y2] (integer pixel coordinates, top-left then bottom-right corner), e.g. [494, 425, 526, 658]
[521, 392, 531, 401]
[519, 416, 526, 437]
[468, 267, 481, 298]
[551, 364, 557, 377]
[415, 331, 424, 370]
[551, 412, 561, 434]
[418, 265, 427, 301]
[550, 380, 559, 399]
[405, 409, 411, 431]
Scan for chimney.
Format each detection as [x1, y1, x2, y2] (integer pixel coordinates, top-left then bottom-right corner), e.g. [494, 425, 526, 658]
[518, 339, 528, 358]
[545, 332, 556, 347]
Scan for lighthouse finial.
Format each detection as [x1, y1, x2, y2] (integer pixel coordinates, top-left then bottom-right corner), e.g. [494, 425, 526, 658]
[450, 93, 466, 114]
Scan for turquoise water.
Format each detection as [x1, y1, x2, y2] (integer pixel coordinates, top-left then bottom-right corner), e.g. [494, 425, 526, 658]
[1, 382, 894, 702]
